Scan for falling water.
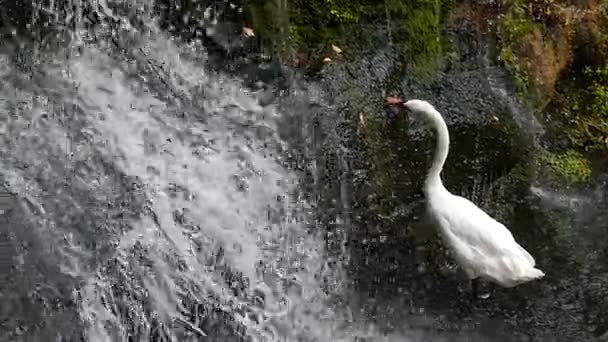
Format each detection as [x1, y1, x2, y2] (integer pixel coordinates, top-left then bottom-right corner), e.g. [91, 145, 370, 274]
[0, 3, 442, 341]
[479, 35, 542, 137]
[0, 6, 327, 342]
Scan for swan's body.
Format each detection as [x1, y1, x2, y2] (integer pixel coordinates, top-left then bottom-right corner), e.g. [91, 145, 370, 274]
[393, 98, 545, 288]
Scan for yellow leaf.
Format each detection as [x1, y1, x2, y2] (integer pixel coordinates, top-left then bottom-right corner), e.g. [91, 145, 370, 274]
[331, 44, 342, 54]
[242, 27, 255, 37]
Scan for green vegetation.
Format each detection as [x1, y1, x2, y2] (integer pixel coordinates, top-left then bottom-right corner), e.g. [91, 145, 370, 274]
[242, 0, 453, 78]
[240, 0, 607, 183]
[383, 0, 450, 79]
[543, 151, 592, 183]
[541, 67, 608, 181]
[549, 65, 608, 158]
[499, 44, 530, 94]
[498, 0, 537, 94]
[573, 66, 608, 151]
[498, 0, 608, 179]
[497, 0, 569, 101]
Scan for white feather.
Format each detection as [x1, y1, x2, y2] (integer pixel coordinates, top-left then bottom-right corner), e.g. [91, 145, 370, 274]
[404, 99, 545, 288]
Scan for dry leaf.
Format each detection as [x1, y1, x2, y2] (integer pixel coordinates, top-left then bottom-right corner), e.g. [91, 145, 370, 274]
[359, 112, 366, 127]
[242, 27, 255, 37]
[331, 44, 342, 54]
[322, 57, 332, 63]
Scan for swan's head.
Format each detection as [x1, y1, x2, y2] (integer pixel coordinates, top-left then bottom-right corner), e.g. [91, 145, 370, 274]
[402, 99, 437, 115]
[386, 97, 442, 136]
[386, 97, 439, 120]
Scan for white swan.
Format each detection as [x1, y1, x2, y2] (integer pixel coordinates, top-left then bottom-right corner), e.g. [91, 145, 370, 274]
[386, 97, 545, 295]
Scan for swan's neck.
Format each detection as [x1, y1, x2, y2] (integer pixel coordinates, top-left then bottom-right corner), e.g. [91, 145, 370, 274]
[423, 108, 450, 194]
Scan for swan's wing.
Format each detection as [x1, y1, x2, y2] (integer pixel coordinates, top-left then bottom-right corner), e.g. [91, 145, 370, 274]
[437, 194, 528, 258]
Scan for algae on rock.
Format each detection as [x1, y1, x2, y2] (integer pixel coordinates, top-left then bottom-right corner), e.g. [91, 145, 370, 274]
[543, 151, 593, 183]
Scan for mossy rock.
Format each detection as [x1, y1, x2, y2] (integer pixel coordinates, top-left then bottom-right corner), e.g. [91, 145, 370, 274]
[542, 150, 593, 184]
[239, 0, 453, 80]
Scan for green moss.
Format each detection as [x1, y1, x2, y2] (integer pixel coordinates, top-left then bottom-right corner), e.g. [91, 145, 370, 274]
[323, 0, 364, 23]
[382, 0, 452, 80]
[498, 0, 538, 95]
[579, 66, 608, 150]
[587, 66, 608, 118]
[498, 0, 607, 174]
[543, 151, 592, 183]
[552, 65, 608, 154]
[242, 0, 367, 60]
[242, 0, 452, 77]
[541, 64, 607, 180]
[499, 47, 529, 93]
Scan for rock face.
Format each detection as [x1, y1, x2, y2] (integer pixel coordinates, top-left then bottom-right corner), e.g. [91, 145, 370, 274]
[155, 1, 608, 339]
[291, 9, 608, 341]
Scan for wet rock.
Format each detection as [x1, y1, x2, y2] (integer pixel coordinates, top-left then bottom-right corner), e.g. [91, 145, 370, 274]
[295, 11, 608, 342]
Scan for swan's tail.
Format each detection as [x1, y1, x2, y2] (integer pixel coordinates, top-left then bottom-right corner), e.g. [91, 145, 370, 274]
[518, 267, 545, 284]
[517, 245, 544, 280]
[501, 267, 545, 287]
[516, 244, 536, 266]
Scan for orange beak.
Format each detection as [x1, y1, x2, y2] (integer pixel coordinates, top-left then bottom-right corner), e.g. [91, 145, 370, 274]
[385, 96, 404, 109]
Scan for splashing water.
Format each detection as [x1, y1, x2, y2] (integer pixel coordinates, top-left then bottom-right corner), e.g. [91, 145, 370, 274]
[0, 8, 438, 341]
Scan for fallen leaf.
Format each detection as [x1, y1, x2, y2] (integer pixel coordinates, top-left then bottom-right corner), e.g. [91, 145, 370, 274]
[322, 57, 332, 63]
[331, 44, 342, 54]
[359, 112, 366, 127]
[242, 27, 255, 37]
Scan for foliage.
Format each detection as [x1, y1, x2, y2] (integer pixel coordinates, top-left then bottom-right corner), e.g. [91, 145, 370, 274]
[550, 65, 608, 156]
[587, 66, 608, 117]
[498, 0, 566, 98]
[242, 0, 452, 77]
[498, 0, 608, 177]
[497, 0, 539, 94]
[388, 0, 450, 79]
[323, 0, 365, 23]
[499, 46, 529, 93]
[600, 1, 608, 58]
[536, 65, 607, 186]
[543, 151, 592, 183]
[566, 66, 608, 151]
[241, 0, 365, 60]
